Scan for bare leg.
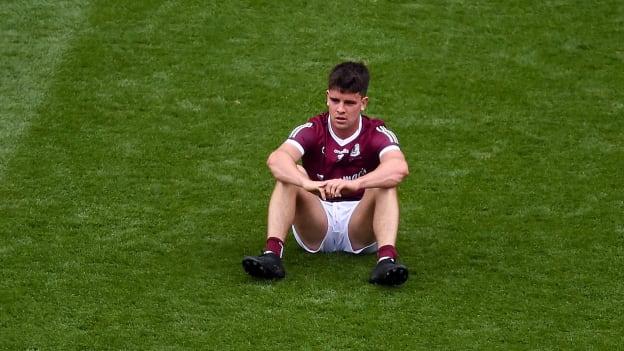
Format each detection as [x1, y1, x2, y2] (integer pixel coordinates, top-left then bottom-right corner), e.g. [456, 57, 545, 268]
[349, 188, 408, 286]
[266, 167, 328, 251]
[243, 168, 329, 280]
[348, 187, 400, 250]
[266, 180, 297, 242]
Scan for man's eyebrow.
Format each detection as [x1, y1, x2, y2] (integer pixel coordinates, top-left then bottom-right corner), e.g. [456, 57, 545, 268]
[329, 96, 357, 103]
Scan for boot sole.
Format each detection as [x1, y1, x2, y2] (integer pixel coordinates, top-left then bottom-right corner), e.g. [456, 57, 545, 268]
[242, 256, 285, 279]
[370, 265, 408, 286]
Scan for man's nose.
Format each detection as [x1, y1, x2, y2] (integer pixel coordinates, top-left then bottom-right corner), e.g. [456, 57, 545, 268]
[337, 102, 346, 113]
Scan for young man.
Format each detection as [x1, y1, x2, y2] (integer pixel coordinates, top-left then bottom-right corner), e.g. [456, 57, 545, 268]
[242, 62, 410, 285]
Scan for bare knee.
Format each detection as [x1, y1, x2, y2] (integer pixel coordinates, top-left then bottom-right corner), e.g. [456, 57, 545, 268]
[275, 179, 297, 192]
[274, 180, 315, 207]
[271, 167, 309, 195]
[364, 187, 398, 201]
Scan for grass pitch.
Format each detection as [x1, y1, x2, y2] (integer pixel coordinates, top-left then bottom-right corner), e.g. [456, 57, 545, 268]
[1, 0, 623, 349]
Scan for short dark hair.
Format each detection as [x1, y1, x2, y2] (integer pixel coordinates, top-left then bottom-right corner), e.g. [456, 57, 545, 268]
[328, 61, 370, 96]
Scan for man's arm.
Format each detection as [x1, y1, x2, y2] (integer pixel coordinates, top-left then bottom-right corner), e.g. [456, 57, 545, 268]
[266, 142, 328, 199]
[356, 150, 409, 189]
[323, 150, 409, 198]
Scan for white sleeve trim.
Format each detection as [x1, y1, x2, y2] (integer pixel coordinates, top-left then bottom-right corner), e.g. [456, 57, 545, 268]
[285, 139, 305, 156]
[289, 122, 313, 138]
[376, 126, 400, 144]
[379, 145, 400, 158]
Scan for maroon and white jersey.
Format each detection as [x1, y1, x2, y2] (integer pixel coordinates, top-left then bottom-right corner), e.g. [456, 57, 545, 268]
[286, 112, 401, 201]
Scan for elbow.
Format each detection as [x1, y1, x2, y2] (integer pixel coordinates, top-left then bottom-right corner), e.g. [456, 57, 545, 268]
[266, 151, 276, 169]
[399, 162, 409, 180]
[380, 160, 409, 188]
[266, 151, 280, 175]
[401, 162, 409, 180]
[394, 162, 409, 185]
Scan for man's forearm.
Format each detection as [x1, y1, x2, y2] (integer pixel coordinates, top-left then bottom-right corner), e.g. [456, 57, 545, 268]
[355, 158, 409, 189]
[266, 150, 305, 187]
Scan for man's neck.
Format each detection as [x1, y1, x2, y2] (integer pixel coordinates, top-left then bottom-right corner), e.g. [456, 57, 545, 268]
[328, 115, 362, 146]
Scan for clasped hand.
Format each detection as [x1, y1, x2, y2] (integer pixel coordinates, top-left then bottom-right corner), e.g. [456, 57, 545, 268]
[302, 179, 359, 201]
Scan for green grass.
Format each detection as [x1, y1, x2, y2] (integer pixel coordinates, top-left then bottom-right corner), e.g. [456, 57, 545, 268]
[1, 0, 623, 349]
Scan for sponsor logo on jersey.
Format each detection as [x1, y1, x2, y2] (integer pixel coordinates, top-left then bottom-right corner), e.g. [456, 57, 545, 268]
[342, 168, 367, 180]
[334, 148, 349, 161]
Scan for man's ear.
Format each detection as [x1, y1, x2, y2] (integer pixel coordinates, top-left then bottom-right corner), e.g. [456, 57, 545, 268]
[326, 90, 330, 106]
[361, 96, 369, 111]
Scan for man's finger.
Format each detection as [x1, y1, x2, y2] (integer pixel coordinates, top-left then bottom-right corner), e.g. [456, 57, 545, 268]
[319, 187, 327, 201]
[330, 184, 338, 197]
[332, 182, 343, 197]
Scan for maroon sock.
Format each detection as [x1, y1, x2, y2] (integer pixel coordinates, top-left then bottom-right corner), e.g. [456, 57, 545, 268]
[377, 245, 398, 262]
[264, 237, 284, 258]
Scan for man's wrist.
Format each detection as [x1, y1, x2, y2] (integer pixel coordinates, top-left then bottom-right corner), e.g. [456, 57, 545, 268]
[353, 178, 364, 191]
[299, 177, 308, 188]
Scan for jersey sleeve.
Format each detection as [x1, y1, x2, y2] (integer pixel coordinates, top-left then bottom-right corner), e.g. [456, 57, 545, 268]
[285, 121, 317, 156]
[372, 124, 401, 157]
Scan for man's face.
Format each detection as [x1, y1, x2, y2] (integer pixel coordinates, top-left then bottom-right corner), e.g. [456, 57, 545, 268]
[326, 89, 368, 135]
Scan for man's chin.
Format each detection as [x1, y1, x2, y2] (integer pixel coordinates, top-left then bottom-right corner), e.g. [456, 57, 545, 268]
[332, 120, 349, 128]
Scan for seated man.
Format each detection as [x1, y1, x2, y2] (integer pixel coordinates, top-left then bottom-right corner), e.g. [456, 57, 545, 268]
[242, 61, 410, 285]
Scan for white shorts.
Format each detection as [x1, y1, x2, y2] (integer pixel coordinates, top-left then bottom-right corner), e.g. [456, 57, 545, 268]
[292, 200, 378, 254]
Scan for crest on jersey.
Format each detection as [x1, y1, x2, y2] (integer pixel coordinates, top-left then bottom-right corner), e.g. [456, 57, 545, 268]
[350, 143, 360, 157]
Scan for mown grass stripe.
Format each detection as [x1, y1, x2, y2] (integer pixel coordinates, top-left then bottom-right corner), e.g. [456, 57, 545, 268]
[0, 0, 91, 177]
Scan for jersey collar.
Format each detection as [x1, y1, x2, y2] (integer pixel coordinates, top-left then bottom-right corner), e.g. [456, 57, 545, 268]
[327, 114, 362, 147]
